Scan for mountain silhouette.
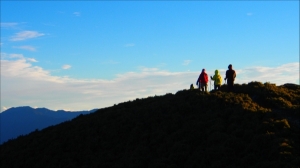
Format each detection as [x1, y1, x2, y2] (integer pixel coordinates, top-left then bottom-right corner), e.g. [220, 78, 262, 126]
[0, 106, 97, 144]
[0, 82, 299, 167]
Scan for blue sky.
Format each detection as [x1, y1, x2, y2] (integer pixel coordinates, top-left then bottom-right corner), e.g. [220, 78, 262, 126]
[1, 1, 299, 112]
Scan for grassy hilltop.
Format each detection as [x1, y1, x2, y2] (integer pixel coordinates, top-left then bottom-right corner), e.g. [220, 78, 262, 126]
[1, 82, 299, 167]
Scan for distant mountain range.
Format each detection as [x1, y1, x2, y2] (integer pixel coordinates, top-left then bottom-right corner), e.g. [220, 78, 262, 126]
[0, 106, 97, 144]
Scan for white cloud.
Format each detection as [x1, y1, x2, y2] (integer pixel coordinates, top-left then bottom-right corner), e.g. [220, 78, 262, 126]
[62, 64, 71, 70]
[183, 60, 191, 66]
[73, 12, 81, 16]
[137, 67, 160, 72]
[10, 31, 45, 41]
[125, 43, 135, 47]
[27, 58, 38, 62]
[2, 53, 37, 62]
[13, 45, 37, 51]
[8, 53, 24, 59]
[0, 22, 18, 28]
[236, 63, 299, 85]
[0, 55, 198, 112]
[1, 54, 299, 112]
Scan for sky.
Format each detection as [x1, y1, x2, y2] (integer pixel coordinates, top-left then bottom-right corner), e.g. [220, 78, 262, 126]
[1, 1, 299, 112]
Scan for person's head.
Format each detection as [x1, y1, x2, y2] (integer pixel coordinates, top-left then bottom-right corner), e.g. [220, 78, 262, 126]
[215, 69, 219, 74]
[228, 64, 232, 70]
[202, 69, 205, 73]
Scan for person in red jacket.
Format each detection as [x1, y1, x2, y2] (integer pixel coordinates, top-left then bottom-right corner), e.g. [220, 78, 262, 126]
[196, 69, 209, 92]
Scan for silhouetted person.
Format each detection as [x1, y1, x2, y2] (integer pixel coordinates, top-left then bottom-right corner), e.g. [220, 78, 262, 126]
[224, 64, 236, 92]
[210, 69, 222, 90]
[190, 84, 194, 90]
[196, 69, 209, 92]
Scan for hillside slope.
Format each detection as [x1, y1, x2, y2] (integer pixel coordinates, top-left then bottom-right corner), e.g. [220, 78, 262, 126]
[0, 82, 299, 167]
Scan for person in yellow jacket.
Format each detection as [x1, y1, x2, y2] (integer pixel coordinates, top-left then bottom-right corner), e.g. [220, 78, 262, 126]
[210, 69, 223, 90]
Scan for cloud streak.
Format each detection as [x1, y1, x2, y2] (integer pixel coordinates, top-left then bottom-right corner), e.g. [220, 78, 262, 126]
[236, 63, 299, 85]
[73, 12, 81, 16]
[183, 60, 191, 66]
[1, 54, 299, 112]
[62, 65, 71, 70]
[27, 58, 38, 62]
[10, 31, 45, 41]
[13, 45, 37, 51]
[125, 43, 135, 47]
[0, 22, 18, 28]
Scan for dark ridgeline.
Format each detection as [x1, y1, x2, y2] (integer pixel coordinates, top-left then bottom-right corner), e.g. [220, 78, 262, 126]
[1, 82, 299, 167]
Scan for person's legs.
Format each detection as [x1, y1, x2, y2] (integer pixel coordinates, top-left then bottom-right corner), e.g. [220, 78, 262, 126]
[228, 84, 232, 92]
[228, 81, 234, 92]
[202, 83, 207, 92]
[200, 83, 204, 92]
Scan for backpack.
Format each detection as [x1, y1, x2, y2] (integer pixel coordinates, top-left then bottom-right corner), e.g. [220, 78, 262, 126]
[226, 69, 236, 81]
[215, 75, 222, 84]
